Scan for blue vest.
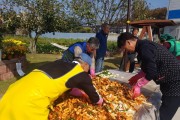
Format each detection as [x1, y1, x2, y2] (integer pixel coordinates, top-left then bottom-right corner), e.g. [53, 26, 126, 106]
[68, 42, 87, 54]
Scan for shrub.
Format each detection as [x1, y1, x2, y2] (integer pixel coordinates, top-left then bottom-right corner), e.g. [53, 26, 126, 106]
[107, 41, 117, 52]
[3, 35, 118, 55]
[36, 43, 64, 54]
[0, 32, 3, 49]
[2, 39, 28, 60]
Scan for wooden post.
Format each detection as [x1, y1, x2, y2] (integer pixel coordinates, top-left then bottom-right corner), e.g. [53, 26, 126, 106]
[139, 26, 147, 40]
[147, 26, 153, 41]
[120, 0, 131, 71]
[139, 26, 153, 41]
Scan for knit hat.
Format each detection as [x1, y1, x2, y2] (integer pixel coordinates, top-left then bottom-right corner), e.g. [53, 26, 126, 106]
[79, 53, 92, 66]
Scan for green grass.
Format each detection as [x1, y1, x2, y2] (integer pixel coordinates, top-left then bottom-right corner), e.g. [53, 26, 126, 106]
[104, 57, 121, 70]
[0, 78, 16, 98]
[0, 53, 60, 97]
[25, 53, 60, 73]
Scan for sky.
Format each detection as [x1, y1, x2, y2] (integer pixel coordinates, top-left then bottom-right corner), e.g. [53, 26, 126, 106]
[0, 0, 170, 9]
[147, 0, 169, 9]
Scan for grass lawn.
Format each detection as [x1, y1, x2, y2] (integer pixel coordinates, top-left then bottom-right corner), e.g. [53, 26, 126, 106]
[0, 53, 121, 97]
[0, 53, 60, 97]
[25, 53, 61, 73]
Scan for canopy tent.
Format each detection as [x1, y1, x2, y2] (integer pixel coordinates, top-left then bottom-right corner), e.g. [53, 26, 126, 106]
[120, 20, 176, 71]
[129, 20, 176, 41]
[130, 20, 176, 28]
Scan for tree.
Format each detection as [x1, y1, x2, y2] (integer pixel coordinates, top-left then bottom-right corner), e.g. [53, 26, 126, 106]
[0, 0, 21, 34]
[131, 0, 167, 21]
[11, 0, 80, 53]
[65, 0, 95, 26]
[92, 0, 128, 24]
[0, 31, 3, 49]
[67, 0, 128, 31]
[0, 11, 20, 34]
[148, 7, 167, 20]
[131, 0, 150, 21]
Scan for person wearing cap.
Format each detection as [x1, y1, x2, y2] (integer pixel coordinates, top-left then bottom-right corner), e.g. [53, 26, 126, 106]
[0, 53, 103, 120]
[160, 34, 180, 60]
[62, 37, 99, 77]
[117, 32, 180, 120]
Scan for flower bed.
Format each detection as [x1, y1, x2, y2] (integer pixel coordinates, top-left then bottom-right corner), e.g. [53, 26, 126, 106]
[2, 39, 28, 60]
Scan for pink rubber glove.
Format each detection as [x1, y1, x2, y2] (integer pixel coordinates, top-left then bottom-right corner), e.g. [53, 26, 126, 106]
[132, 77, 149, 99]
[70, 88, 89, 99]
[70, 88, 84, 97]
[128, 71, 146, 86]
[96, 97, 103, 106]
[90, 68, 96, 77]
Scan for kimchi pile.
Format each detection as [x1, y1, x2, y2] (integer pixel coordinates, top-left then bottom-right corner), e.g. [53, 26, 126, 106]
[49, 77, 150, 120]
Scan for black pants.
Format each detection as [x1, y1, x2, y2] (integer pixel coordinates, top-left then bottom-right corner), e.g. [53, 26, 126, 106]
[160, 96, 180, 120]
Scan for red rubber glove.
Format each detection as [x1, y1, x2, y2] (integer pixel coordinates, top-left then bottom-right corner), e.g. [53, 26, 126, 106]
[132, 77, 149, 99]
[128, 71, 145, 86]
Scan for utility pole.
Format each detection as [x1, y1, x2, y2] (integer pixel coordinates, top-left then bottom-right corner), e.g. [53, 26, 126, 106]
[120, 0, 131, 71]
[126, 0, 131, 32]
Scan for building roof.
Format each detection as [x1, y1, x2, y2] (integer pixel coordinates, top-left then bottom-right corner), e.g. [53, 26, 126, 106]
[129, 20, 176, 28]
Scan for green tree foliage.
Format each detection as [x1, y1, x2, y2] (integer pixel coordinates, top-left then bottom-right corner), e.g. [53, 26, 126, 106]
[92, 0, 128, 24]
[0, 1, 21, 34]
[131, 0, 150, 21]
[66, 0, 96, 26]
[148, 7, 167, 20]
[8, 0, 80, 53]
[131, 1, 167, 21]
[0, 11, 20, 34]
[0, 32, 3, 49]
[67, 0, 128, 31]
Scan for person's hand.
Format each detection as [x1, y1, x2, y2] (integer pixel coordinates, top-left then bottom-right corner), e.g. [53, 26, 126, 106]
[90, 68, 96, 78]
[128, 71, 145, 86]
[81, 91, 89, 100]
[70, 88, 88, 98]
[96, 97, 103, 106]
[132, 77, 149, 99]
[70, 88, 84, 97]
[70, 88, 90, 101]
[132, 85, 141, 99]
[89, 74, 96, 79]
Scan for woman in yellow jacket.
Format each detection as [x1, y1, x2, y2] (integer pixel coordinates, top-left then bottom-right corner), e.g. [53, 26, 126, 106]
[0, 53, 103, 120]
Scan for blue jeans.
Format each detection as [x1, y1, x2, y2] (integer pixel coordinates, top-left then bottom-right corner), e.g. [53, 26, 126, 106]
[95, 57, 104, 73]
